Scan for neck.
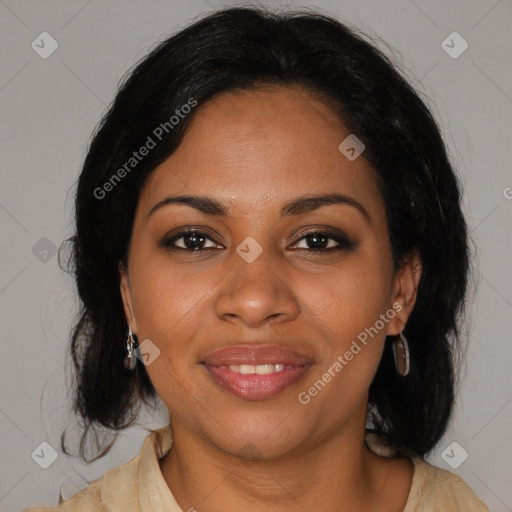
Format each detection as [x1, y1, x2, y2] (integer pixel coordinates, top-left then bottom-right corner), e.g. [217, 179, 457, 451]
[158, 408, 404, 512]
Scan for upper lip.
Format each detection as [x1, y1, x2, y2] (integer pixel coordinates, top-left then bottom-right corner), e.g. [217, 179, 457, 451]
[202, 345, 314, 366]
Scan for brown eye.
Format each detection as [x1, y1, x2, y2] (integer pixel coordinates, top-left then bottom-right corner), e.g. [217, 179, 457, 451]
[160, 230, 222, 251]
[291, 230, 355, 253]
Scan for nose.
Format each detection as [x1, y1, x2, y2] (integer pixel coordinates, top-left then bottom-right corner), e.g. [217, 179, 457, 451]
[214, 242, 301, 329]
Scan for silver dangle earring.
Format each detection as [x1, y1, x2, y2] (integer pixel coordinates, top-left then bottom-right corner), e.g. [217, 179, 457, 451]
[123, 325, 138, 370]
[392, 332, 410, 376]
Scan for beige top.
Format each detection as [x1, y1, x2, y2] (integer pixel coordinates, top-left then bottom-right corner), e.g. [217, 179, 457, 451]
[22, 424, 490, 512]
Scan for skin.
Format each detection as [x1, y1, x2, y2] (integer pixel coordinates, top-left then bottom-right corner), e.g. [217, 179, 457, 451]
[120, 85, 422, 512]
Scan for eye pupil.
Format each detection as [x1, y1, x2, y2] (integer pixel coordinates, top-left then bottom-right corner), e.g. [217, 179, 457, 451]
[184, 232, 206, 250]
[307, 233, 328, 250]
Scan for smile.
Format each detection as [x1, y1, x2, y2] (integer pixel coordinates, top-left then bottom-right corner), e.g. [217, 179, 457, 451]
[201, 344, 314, 400]
[203, 363, 312, 400]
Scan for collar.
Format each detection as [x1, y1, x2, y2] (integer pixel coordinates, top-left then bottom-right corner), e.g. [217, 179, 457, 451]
[100, 424, 181, 512]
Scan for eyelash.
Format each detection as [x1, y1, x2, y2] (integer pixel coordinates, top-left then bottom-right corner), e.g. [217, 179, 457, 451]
[159, 228, 355, 254]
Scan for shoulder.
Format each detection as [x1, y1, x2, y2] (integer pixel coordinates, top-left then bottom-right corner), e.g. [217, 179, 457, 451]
[405, 457, 490, 512]
[21, 451, 140, 512]
[21, 479, 103, 512]
[364, 431, 490, 512]
[21, 426, 172, 512]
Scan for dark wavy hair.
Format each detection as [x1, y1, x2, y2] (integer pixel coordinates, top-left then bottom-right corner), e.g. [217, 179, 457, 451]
[60, 6, 470, 462]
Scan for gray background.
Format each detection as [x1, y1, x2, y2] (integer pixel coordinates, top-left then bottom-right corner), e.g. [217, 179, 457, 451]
[1, 0, 511, 510]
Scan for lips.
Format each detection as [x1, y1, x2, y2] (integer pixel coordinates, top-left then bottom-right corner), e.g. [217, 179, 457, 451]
[202, 345, 313, 366]
[201, 345, 313, 400]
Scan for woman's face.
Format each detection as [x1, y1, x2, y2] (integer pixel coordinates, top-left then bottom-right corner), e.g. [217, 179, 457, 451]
[120, 85, 420, 458]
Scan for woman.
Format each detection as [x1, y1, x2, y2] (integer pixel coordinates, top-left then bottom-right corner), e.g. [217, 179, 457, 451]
[24, 6, 489, 511]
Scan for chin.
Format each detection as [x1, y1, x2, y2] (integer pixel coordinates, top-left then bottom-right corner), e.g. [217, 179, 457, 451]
[199, 401, 310, 460]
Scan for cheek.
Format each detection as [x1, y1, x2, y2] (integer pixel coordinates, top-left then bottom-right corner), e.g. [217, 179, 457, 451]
[297, 252, 393, 395]
[128, 253, 228, 368]
[306, 259, 392, 340]
[295, 272, 390, 421]
[127, 259, 210, 408]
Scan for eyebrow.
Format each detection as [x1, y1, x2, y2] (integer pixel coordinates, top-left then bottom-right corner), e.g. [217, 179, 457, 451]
[147, 193, 370, 222]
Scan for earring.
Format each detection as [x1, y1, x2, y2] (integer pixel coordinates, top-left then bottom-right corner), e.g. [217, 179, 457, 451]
[392, 332, 410, 376]
[123, 325, 138, 370]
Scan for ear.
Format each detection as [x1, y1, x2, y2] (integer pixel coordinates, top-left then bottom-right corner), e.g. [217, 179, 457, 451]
[386, 249, 422, 336]
[119, 262, 138, 333]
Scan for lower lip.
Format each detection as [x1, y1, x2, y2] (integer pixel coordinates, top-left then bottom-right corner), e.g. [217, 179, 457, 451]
[203, 364, 312, 400]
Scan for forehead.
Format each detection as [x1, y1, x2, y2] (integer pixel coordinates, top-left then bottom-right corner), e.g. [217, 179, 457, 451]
[138, 86, 382, 217]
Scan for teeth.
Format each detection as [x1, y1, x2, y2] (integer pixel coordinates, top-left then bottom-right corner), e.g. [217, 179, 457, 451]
[228, 364, 286, 374]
